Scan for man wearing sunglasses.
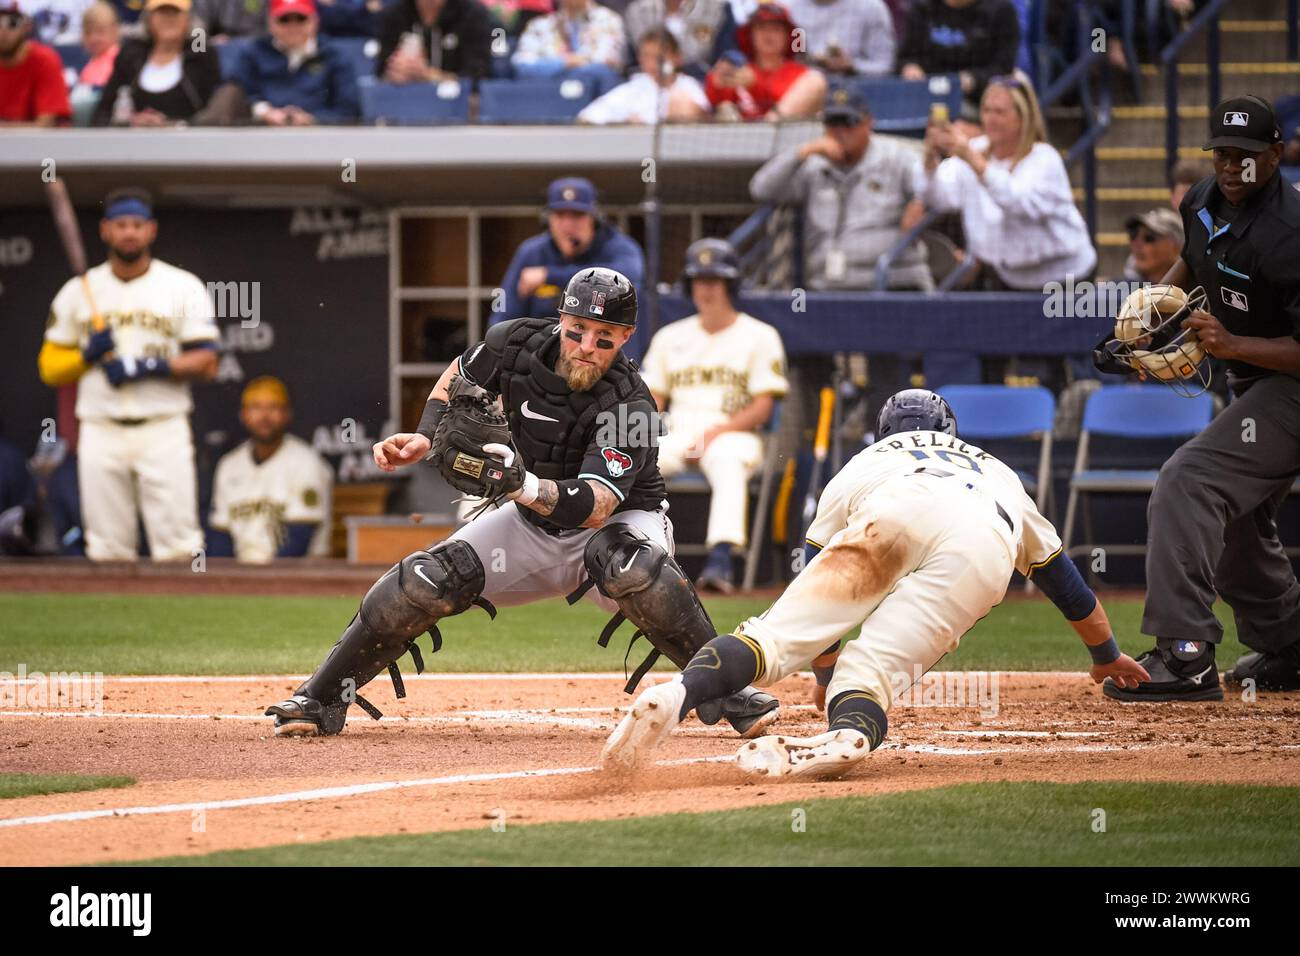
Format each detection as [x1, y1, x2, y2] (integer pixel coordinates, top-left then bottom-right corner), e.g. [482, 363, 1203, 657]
[1122, 207, 1183, 285]
[750, 84, 931, 290]
[266, 267, 781, 741]
[220, 0, 360, 125]
[1102, 95, 1300, 702]
[0, 0, 71, 126]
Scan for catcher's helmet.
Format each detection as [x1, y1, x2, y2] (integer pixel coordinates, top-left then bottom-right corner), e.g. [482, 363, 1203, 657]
[1093, 284, 1211, 397]
[558, 267, 638, 327]
[876, 389, 958, 440]
[682, 238, 742, 302]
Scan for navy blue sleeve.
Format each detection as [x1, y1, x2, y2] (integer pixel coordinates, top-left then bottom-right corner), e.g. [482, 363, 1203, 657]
[1029, 551, 1098, 622]
[276, 522, 318, 557]
[497, 242, 532, 326]
[207, 528, 235, 558]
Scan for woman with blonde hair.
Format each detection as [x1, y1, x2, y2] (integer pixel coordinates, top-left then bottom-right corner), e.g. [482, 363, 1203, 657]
[916, 71, 1095, 290]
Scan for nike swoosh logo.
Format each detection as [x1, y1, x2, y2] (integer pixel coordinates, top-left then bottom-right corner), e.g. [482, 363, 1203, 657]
[619, 552, 638, 573]
[566, 486, 580, 496]
[412, 564, 435, 589]
[521, 401, 559, 423]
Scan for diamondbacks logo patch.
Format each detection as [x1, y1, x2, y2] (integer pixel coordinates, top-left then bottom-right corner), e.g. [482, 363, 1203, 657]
[1221, 287, 1249, 311]
[601, 447, 632, 478]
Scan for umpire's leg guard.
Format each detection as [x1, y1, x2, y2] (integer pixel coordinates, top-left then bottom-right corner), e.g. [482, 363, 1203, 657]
[573, 525, 779, 737]
[266, 539, 494, 735]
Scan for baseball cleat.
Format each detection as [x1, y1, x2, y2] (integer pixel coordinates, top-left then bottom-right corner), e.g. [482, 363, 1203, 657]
[1102, 643, 1222, 702]
[1224, 647, 1300, 691]
[736, 729, 870, 780]
[264, 694, 348, 737]
[602, 679, 687, 772]
[696, 687, 781, 738]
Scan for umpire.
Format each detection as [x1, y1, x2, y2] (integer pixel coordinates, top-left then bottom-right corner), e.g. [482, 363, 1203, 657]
[1103, 95, 1300, 702]
[266, 267, 779, 737]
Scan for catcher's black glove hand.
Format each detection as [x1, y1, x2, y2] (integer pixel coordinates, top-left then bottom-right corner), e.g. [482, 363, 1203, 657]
[429, 392, 527, 500]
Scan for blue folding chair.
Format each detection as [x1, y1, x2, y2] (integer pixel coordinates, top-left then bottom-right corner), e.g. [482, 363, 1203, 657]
[1062, 385, 1214, 559]
[332, 36, 380, 82]
[359, 77, 471, 125]
[937, 385, 1056, 519]
[476, 77, 596, 123]
[54, 43, 89, 73]
[844, 74, 962, 136]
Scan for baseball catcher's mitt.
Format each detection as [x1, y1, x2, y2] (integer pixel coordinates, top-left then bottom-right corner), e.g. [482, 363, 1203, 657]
[429, 376, 525, 500]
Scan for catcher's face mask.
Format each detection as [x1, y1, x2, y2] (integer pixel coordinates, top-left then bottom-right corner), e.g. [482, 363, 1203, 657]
[1093, 284, 1211, 397]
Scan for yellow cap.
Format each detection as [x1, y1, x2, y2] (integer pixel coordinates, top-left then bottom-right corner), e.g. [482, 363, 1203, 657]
[241, 376, 290, 408]
[145, 0, 192, 11]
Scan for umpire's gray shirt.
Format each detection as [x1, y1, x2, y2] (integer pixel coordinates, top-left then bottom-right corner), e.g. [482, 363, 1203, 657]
[750, 133, 932, 291]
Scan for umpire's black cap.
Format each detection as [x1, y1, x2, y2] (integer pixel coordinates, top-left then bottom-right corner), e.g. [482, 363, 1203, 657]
[1203, 95, 1282, 152]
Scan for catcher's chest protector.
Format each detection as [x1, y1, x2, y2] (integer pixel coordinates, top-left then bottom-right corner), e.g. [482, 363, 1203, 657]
[497, 320, 639, 484]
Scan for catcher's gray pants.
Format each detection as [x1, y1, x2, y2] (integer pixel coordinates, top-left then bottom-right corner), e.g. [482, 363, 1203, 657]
[446, 502, 675, 612]
[1143, 374, 1300, 653]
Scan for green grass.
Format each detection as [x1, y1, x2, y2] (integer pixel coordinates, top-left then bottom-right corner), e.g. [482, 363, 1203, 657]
[0, 773, 135, 800]
[0, 593, 1245, 675]
[126, 782, 1299, 866]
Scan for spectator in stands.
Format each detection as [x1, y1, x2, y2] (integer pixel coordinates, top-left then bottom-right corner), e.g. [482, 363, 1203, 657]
[786, 0, 894, 77]
[898, 0, 1018, 118]
[493, 176, 645, 325]
[916, 72, 1095, 290]
[90, 0, 221, 125]
[705, 1, 824, 121]
[622, 0, 724, 77]
[206, 0, 359, 124]
[208, 376, 334, 564]
[377, 0, 494, 84]
[30, 0, 93, 44]
[0, 0, 71, 125]
[642, 238, 788, 593]
[78, 0, 119, 84]
[1168, 156, 1212, 210]
[511, 0, 625, 87]
[577, 26, 708, 124]
[750, 86, 931, 289]
[1121, 207, 1182, 284]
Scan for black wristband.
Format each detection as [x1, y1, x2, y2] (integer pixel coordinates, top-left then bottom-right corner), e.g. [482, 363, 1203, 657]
[547, 478, 597, 529]
[416, 399, 447, 444]
[1087, 636, 1121, 665]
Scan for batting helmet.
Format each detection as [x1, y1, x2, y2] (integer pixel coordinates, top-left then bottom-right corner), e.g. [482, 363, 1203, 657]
[876, 389, 958, 440]
[559, 267, 638, 327]
[682, 238, 742, 302]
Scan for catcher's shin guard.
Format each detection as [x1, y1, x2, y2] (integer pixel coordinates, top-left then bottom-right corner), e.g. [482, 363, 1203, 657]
[570, 525, 779, 736]
[285, 540, 494, 730]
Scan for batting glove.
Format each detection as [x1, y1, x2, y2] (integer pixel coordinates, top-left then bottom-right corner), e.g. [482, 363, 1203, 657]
[81, 328, 117, 364]
[103, 356, 171, 388]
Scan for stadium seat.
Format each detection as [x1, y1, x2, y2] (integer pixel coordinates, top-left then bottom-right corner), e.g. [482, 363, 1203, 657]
[54, 43, 89, 74]
[937, 384, 1056, 519]
[359, 77, 471, 125]
[843, 74, 963, 136]
[476, 77, 596, 124]
[332, 36, 379, 82]
[663, 401, 783, 591]
[489, 35, 516, 79]
[1061, 385, 1213, 560]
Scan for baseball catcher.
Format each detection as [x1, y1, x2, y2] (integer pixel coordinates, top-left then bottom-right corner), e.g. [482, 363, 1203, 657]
[266, 267, 780, 737]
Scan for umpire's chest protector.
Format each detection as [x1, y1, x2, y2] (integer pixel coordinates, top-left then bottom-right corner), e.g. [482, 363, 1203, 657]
[497, 319, 640, 481]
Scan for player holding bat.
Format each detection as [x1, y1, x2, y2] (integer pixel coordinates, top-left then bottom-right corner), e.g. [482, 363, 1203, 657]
[38, 186, 219, 561]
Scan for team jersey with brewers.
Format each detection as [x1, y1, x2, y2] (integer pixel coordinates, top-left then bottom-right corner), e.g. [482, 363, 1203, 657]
[807, 429, 1062, 576]
[639, 312, 789, 434]
[45, 259, 219, 421]
[209, 434, 334, 563]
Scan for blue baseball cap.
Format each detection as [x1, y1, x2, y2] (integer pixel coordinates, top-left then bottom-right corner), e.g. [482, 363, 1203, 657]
[823, 85, 870, 124]
[546, 177, 597, 214]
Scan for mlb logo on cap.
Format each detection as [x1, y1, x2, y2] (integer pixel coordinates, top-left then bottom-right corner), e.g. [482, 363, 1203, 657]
[1224, 111, 1249, 126]
[1204, 95, 1281, 151]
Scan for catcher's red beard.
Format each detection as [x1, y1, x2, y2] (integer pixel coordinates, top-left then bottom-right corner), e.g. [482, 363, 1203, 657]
[556, 352, 603, 391]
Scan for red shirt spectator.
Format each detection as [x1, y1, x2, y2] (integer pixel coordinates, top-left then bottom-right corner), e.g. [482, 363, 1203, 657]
[0, 2, 71, 124]
[704, 2, 824, 121]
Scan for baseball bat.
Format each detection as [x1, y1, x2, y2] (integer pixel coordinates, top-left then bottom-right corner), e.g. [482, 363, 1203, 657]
[800, 387, 836, 541]
[45, 178, 104, 332]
